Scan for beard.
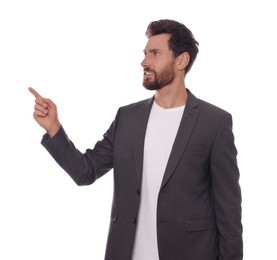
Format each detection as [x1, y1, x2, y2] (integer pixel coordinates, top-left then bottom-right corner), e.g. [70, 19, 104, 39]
[143, 61, 175, 91]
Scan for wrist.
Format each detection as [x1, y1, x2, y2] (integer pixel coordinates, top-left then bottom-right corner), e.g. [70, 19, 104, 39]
[47, 122, 61, 138]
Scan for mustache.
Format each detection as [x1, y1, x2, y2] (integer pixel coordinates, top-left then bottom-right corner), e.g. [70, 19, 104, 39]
[144, 68, 156, 73]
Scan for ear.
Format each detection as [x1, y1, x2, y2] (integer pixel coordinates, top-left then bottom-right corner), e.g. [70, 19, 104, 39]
[177, 52, 190, 70]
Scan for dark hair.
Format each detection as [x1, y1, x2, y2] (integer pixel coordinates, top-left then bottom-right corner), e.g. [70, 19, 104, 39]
[146, 19, 199, 73]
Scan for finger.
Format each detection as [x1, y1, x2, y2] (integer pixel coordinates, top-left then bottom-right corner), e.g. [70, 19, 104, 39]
[29, 87, 55, 110]
[33, 110, 47, 118]
[29, 88, 49, 108]
[34, 103, 48, 115]
[28, 87, 42, 99]
[34, 97, 48, 109]
[41, 97, 56, 109]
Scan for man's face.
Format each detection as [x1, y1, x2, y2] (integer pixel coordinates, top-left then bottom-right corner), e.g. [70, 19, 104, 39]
[141, 33, 176, 91]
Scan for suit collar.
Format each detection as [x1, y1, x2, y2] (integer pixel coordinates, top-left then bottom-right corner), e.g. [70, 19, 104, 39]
[161, 90, 199, 189]
[134, 90, 199, 188]
[134, 97, 153, 184]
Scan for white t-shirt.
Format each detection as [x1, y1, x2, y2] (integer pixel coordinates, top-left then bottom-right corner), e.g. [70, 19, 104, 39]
[132, 101, 185, 260]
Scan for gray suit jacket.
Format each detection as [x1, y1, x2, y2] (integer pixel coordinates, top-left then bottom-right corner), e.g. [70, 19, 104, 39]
[42, 90, 243, 260]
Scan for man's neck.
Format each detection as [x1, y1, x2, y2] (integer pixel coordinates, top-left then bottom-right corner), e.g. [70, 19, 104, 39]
[154, 84, 188, 109]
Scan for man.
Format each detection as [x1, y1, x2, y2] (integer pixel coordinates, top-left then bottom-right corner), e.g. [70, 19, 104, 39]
[29, 19, 243, 260]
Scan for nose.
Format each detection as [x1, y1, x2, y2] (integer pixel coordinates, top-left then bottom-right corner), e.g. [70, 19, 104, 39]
[141, 57, 149, 68]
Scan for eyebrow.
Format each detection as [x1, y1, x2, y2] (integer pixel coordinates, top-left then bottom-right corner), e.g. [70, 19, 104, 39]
[143, 48, 160, 55]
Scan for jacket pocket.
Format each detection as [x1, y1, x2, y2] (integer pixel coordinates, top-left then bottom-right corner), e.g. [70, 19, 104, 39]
[185, 144, 209, 153]
[185, 217, 216, 232]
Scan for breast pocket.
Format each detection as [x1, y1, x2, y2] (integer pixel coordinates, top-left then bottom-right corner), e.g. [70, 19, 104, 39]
[181, 144, 210, 173]
[185, 217, 216, 232]
[185, 144, 209, 153]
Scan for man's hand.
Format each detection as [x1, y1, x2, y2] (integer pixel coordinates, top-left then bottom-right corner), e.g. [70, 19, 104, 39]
[28, 87, 61, 138]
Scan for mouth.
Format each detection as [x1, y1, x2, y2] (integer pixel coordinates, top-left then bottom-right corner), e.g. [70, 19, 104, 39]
[144, 70, 154, 80]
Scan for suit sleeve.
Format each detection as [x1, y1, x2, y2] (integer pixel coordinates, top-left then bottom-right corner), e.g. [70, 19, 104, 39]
[41, 118, 116, 186]
[210, 113, 243, 260]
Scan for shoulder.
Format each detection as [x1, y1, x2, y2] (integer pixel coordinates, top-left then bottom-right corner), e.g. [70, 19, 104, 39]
[120, 97, 153, 109]
[197, 99, 233, 130]
[188, 90, 231, 119]
[187, 90, 234, 133]
[111, 97, 153, 126]
[198, 98, 230, 116]
[118, 97, 153, 113]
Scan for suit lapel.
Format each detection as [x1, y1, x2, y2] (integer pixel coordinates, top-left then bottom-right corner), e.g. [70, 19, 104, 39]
[134, 97, 154, 185]
[160, 91, 199, 189]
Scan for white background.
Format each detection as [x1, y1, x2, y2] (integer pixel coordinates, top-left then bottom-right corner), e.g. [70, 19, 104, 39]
[1, 0, 276, 259]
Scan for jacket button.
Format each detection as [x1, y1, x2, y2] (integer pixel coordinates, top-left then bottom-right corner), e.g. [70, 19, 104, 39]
[136, 189, 141, 195]
[131, 218, 137, 224]
[112, 214, 118, 222]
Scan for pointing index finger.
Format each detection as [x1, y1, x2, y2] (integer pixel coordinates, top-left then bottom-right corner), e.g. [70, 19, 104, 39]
[28, 87, 42, 98]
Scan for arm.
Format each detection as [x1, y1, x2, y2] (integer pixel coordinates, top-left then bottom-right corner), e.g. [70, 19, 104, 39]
[210, 114, 243, 260]
[29, 87, 114, 185]
[41, 123, 114, 185]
